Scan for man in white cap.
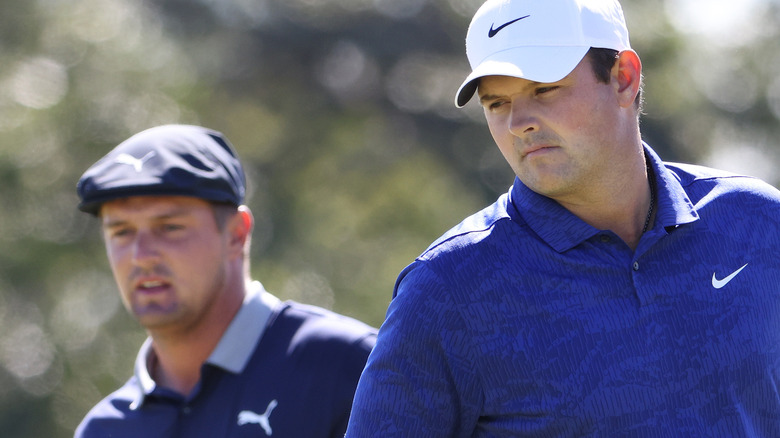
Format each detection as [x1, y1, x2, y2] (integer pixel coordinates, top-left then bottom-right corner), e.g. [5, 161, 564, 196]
[346, 0, 780, 436]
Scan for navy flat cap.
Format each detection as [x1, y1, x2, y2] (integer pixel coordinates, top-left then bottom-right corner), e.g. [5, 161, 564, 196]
[77, 125, 246, 215]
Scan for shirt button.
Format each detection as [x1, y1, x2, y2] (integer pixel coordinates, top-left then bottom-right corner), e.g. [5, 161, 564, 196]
[182, 406, 192, 415]
[600, 235, 611, 243]
[633, 261, 640, 271]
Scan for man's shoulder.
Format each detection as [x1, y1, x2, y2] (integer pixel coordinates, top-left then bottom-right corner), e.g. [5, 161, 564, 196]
[420, 192, 516, 260]
[252, 302, 376, 389]
[666, 161, 780, 204]
[74, 377, 140, 438]
[391, 190, 529, 299]
[270, 301, 377, 351]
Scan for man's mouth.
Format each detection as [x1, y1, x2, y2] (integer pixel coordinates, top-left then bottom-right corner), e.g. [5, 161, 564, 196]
[522, 145, 557, 158]
[135, 279, 169, 293]
[140, 280, 164, 288]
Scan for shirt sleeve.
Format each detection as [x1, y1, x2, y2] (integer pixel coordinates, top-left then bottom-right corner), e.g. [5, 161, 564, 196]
[345, 263, 482, 437]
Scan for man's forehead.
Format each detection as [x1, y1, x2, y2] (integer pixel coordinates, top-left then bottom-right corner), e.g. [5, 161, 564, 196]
[476, 74, 546, 100]
[476, 56, 592, 99]
[99, 195, 210, 221]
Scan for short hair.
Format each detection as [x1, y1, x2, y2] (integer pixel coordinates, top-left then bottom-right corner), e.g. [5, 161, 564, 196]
[211, 202, 239, 231]
[210, 202, 252, 273]
[587, 47, 643, 112]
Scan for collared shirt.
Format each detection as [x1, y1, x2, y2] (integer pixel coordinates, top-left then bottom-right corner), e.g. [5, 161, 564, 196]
[347, 144, 780, 437]
[76, 282, 377, 438]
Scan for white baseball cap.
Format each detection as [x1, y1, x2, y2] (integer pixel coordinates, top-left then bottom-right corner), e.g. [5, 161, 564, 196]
[455, 0, 631, 107]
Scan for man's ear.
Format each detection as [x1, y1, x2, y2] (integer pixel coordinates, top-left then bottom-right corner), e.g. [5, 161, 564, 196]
[227, 205, 253, 257]
[613, 49, 642, 108]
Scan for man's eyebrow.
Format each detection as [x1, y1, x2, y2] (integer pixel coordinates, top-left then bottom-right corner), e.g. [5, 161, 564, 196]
[478, 79, 547, 103]
[478, 93, 500, 103]
[102, 219, 127, 229]
[102, 209, 191, 228]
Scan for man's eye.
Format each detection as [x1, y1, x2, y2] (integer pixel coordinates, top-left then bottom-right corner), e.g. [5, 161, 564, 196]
[486, 100, 507, 111]
[536, 86, 559, 95]
[111, 229, 132, 238]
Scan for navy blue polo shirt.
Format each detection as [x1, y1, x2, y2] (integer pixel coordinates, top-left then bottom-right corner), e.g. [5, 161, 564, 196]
[76, 282, 377, 438]
[347, 144, 780, 437]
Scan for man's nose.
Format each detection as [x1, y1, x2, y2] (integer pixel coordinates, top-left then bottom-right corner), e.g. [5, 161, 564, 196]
[508, 100, 540, 137]
[131, 231, 160, 268]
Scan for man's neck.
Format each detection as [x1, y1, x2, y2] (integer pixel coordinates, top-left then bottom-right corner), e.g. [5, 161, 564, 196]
[556, 153, 653, 251]
[147, 287, 245, 396]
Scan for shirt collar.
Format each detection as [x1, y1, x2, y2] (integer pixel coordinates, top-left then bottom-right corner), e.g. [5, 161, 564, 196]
[206, 281, 281, 372]
[507, 143, 699, 253]
[508, 179, 600, 253]
[644, 144, 699, 231]
[130, 281, 281, 409]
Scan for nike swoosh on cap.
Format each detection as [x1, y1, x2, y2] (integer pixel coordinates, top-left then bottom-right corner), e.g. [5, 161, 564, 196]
[488, 15, 530, 38]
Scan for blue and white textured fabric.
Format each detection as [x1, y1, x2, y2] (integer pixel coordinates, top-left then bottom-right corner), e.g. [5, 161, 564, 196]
[76, 282, 377, 438]
[346, 144, 780, 437]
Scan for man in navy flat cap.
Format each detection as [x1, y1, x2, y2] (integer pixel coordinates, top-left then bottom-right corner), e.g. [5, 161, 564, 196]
[74, 125, 376, 438]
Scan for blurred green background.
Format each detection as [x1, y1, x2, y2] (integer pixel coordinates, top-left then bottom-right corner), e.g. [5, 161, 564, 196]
[1, 0, 779, 436]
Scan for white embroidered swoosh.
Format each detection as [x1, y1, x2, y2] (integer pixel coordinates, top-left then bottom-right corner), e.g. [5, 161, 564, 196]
[711, 263, 748, 289]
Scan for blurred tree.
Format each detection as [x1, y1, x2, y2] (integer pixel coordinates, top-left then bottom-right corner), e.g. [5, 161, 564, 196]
[0, 0, 778, 436]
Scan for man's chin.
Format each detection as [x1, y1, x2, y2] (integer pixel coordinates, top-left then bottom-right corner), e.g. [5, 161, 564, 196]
[132, 305, 179, 327]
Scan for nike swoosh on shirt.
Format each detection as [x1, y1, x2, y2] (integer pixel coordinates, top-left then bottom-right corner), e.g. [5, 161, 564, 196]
[711, 263, 748, 289]
[488, 15, 530, 38]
